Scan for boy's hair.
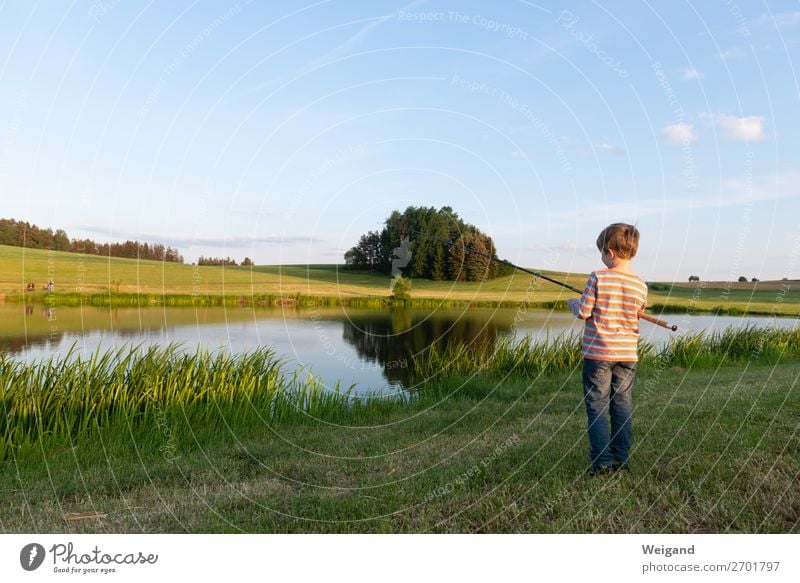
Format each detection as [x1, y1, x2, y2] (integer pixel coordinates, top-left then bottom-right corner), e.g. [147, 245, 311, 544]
[596, 223, 639, 259]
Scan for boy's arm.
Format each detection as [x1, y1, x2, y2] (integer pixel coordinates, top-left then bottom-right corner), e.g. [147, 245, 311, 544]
[568, 273, 597, 320]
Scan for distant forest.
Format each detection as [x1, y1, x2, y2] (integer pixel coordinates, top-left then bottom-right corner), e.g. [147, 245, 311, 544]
[0, 218, 184, 263]
[344, 206, 513, 282]
[197, 256, 254, 266]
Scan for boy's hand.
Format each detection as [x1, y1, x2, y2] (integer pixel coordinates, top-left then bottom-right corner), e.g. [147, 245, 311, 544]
[566, 298, 579, 311]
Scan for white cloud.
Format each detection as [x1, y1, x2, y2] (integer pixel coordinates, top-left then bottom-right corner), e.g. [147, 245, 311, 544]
[682, 68, 704, 80]
[661, 123, 698, 146]
[592, 143, 625, 156]
[573, 169, 800, 222]
[755, 11, 800, 27]
[556, 135, 571, 146]
[77, 225, 323, 247]
[702, 113, 767, 141]
[510, 151, 529, 159]
[719, 47, 745, 60]
[526, 241, 596, 256]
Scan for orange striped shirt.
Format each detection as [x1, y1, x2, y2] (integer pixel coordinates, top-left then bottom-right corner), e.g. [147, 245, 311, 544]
[570, 269, 648, 361]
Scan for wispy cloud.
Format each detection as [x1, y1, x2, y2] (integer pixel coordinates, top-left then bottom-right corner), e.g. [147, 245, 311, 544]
[76, 225, 322, 247]
[309, 0, 430, 70]
[534, 168, 800, 236]
[592, 143, 625, 156]
[661, 123, 698, 146]
[718, 46, 745, 60]
[755, 11, 800, 28]
[510, 150, 530, 159]
[526, 241, 596, 256]
[247, 0, 429, 94]
[682, 68, 704, 80]
[701, 112, 767, 141]
[556, 168, 800, 223]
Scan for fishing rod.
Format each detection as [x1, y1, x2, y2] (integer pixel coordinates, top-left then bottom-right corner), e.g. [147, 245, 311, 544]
[406, 229, 677, 332]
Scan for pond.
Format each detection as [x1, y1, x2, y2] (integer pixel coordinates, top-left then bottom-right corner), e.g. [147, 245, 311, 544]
[0, 303, 796, 395]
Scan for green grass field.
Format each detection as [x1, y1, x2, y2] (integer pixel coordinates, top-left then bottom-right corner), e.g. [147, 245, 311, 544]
[2, 360, 797, 533]
[1, 327, 798, 533]
[1, 244, 798, 315]
[0, 244, 583, 303]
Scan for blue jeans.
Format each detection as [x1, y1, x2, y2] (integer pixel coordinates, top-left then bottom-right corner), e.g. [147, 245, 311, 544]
[582, 359, 636, 468]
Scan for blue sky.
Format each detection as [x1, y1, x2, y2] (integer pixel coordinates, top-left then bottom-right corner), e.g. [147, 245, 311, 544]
[1, 0, 799, 280]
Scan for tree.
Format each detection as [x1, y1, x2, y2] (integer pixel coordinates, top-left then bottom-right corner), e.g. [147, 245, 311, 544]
[346, 206, 508, 282]
[241, 257, 254, 266]
[391, 276, 412, 303]
[447, 235, 467, 281]
[431, 245, 446, 281]
[53, 229, 70, 251]
[0, 217, 184, 262]
[751, 277, 759, 283]
[463, 232, 491, 281]
[198, 256, 237, 266]
[688, 275, 700, 282]
[738, 276, 747, 282]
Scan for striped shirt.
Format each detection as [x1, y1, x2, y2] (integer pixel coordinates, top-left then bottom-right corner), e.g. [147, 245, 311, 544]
[569, 269, 648, 362]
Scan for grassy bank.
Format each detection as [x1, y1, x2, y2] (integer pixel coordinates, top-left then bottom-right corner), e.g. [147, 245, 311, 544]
[7, 290, 799, 318]
[411, 325, 800, 380]
[5, 290, 577, 311]
[1, 363, 797, 533]
[1, 328, 798, 533]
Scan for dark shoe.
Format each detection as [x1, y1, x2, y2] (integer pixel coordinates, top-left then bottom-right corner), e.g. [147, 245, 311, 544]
[588, 465, 614, 477]
[611, 461, 629, 472]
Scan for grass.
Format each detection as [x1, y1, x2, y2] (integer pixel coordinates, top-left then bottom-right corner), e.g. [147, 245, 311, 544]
[2, 243, 799, 316]
[0, 327, 798, 533]
[1, 363, 796, 533]
[410, 325, 800, 381]
[0, 343, 398, 460]
[0, 244, 580, 303]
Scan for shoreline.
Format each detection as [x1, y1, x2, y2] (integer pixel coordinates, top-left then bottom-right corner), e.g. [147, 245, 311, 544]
[5, 290, 799, 319]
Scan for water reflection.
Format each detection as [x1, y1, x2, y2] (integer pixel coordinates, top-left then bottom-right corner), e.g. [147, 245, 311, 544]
[0, 303, 795, 394]
[339, 308, 505, 385]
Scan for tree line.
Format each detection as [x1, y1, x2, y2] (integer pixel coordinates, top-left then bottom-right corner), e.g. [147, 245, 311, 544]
[197, 256, 254, 266]
[344, 206, 513, 282]
[0, 218, 184, 263]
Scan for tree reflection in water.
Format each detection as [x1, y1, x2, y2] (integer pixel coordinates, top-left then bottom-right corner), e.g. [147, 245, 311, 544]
[340, 307, 509, 385]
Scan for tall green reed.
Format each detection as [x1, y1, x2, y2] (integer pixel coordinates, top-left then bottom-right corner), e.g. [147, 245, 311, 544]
[0, 344, 360, 459]
[409, 325, 800, 381]
[1, 325, 797, 459]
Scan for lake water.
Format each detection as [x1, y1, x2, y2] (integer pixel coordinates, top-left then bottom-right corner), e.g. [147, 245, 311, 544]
[0, 304, 796, 395]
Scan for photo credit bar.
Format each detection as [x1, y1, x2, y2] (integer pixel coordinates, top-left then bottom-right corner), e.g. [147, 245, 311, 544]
[1, 534, 798, 581]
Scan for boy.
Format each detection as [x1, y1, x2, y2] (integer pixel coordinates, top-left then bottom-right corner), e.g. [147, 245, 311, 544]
[566, 223, 648, 477]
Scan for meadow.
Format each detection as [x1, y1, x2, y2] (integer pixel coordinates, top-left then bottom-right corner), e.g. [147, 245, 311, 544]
[1, 244, 798, 315]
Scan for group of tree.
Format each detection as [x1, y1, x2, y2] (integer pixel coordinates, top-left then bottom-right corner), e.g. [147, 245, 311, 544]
[344, 206, 513, 282]
[197, 256, 241, 266]
[692, 275, 764, 283]
[0, 218, 184, 263]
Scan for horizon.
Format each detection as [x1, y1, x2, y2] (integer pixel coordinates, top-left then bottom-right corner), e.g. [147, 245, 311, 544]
[2, 1, 799, 281]
[3, 235, 797, 285]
